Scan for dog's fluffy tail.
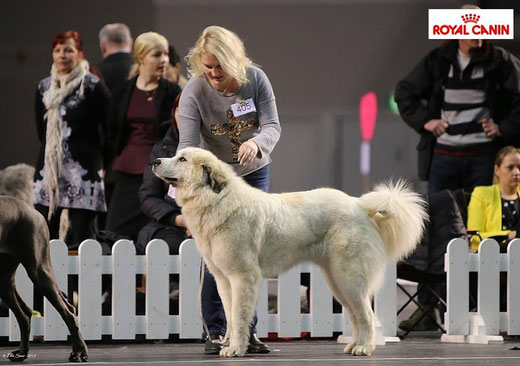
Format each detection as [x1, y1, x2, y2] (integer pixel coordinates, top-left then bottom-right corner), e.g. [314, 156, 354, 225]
[359, 180, 427, 262]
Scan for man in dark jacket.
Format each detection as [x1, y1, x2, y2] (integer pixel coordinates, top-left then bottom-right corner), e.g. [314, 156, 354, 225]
[395, 39, 520, 195]
[97, 23, 134, 92]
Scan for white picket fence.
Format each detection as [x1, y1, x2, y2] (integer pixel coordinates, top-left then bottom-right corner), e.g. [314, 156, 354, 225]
[442, 238, 520, 344]
[0, 238, 399, 343]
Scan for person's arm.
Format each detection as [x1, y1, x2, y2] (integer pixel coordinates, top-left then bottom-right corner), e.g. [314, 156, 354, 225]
[90, 80, 111, 170]
[494, 49, 520, 144]
[248, 68, 281, 159]
[467, 188, 510, 250]
[395, 53, 440, 134]
[34, 85, 45, 142]
[177, 88, 201, 152]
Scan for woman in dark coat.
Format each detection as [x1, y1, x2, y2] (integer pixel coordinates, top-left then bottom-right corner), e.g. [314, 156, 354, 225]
[136, 94, 188, 255]
[34, 30, 110, 248]
[106, 31, 181, 240]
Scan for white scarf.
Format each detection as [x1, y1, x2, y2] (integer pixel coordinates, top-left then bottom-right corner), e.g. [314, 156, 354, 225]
[42, 59, 89, 219]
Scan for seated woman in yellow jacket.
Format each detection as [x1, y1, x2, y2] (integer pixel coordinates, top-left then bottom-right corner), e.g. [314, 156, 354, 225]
[467, 146, 520, 251]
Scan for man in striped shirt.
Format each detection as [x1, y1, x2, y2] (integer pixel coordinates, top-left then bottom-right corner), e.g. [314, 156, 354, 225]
[395, 38, 520, 196]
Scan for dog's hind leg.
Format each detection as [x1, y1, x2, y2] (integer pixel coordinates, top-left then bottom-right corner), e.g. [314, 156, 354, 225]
[24, 256, 88, 362]
[321, 261, 375, 356]
[220, 269, 262, 358]
[320, 266, 360, 353]
[0, 259, 33, 362]
[28, 265, 88, 362]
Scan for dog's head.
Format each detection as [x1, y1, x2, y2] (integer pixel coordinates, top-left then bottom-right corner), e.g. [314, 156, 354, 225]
[152, 147, 231, 194]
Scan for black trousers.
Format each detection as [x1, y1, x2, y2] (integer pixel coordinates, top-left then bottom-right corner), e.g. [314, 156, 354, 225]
[106, 171, 149, 241]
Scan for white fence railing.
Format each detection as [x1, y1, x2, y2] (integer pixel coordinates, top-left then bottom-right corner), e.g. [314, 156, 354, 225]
[442, 238, 520, 344]
[0, 239, 399, 344]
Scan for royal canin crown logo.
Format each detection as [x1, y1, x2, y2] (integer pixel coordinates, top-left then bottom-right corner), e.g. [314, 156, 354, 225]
[461, 14, 480, 24]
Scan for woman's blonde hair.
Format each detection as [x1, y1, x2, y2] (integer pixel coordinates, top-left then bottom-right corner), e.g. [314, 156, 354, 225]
[493, 146, 520, 184]
[186, 26, 253, 86]
[129, 31, 168, 79]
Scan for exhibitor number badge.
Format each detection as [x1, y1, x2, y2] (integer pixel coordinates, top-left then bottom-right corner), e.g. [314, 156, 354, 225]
[231, 98, 256, 117]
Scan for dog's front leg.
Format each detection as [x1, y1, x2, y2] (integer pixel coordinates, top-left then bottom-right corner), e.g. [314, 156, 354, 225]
[220, 271, 261, 357]
[210, 266, 233, 343]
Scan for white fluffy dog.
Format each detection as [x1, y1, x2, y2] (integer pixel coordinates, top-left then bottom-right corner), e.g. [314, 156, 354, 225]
[153, 148, 426, 357]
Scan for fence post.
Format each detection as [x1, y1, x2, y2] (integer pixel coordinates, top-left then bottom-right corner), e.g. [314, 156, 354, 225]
[145, 239, 169, 339]
[441, 238, 469, 342]
[112, 240, 136, 339]
[9, 265, 33, 342]
[374, 262, 397, 339]
[278, 266, 301, 337]
[78, 239, 102, 340]
[44, 240, 69, 340]
[475, 239, 500, 337]
[256, 279, 269, 338]
[310, 264, 333, 337]
[508, 239, 520, 335]
[178, 239, 202, 339]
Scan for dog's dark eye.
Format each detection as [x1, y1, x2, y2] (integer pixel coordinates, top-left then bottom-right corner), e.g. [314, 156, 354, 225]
[179, 157, 187, 162]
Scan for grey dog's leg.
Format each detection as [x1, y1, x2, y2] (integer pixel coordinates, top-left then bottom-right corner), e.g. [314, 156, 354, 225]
[0, 269, 32, 360]
[27, 264, 88, 357]
[21, 222, 88, 362]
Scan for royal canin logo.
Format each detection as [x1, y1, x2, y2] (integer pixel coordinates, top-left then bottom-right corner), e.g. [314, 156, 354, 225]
[461, 14, 480, 24]
[432, 13, 510, 36]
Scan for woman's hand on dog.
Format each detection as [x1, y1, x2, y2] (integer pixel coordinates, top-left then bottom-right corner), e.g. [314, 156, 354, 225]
[238, 140, 259, 165]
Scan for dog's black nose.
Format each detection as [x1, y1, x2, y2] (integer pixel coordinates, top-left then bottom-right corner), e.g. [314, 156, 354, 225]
[153, 159, 162, 167]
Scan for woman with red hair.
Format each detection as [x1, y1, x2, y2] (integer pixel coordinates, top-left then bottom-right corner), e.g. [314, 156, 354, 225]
[34, 30, 110, 248]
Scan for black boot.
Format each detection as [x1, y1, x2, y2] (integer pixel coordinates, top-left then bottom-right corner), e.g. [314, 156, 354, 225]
[247, 334, 270, 354]
[204, 334, 223, 355]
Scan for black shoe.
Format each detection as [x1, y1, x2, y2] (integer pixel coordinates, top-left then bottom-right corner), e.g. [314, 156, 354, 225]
[204, 335, 223, 355]
[247, 334, 270, 354]
[399, 307, 439, 331]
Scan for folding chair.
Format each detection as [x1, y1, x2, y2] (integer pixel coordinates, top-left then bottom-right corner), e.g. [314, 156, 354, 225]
[396, 263, 446, 338]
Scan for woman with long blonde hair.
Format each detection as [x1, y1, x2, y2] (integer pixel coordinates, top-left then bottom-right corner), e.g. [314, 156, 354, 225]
[178, 25, 281, 355]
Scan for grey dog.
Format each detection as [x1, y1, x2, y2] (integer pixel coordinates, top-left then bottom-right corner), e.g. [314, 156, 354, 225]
[0, 196, 88, 362]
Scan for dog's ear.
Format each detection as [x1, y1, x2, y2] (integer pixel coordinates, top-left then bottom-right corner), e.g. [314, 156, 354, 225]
[201, 165, 226, 194]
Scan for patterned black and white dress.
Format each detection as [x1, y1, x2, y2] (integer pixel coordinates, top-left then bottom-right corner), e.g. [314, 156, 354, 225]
[34, 73, 110, 212]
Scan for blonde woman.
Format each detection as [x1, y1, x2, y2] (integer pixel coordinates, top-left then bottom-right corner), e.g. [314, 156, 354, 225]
[106, 32, 180, 240]
[34, 30, 110, 248]
[468, 146, 520, 251]
[178, 25, 281, 354]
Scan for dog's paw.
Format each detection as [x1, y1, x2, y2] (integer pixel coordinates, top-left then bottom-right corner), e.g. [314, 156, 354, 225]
[350, 344, 374, 356]
[69, 351, 88, 362]
[7, 350, 27, 362]
[219, 344, 247, 357]
[344, 342, 356, 354]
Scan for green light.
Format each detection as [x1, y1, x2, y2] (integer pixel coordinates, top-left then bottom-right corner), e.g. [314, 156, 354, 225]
[388, 92, 399, 115]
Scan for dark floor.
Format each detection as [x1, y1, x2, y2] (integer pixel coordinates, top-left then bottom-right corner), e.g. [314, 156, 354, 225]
[1, 333, 520, 366]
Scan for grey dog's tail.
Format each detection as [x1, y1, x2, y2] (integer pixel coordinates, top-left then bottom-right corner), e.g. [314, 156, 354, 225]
[359, 180, 427, 262]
